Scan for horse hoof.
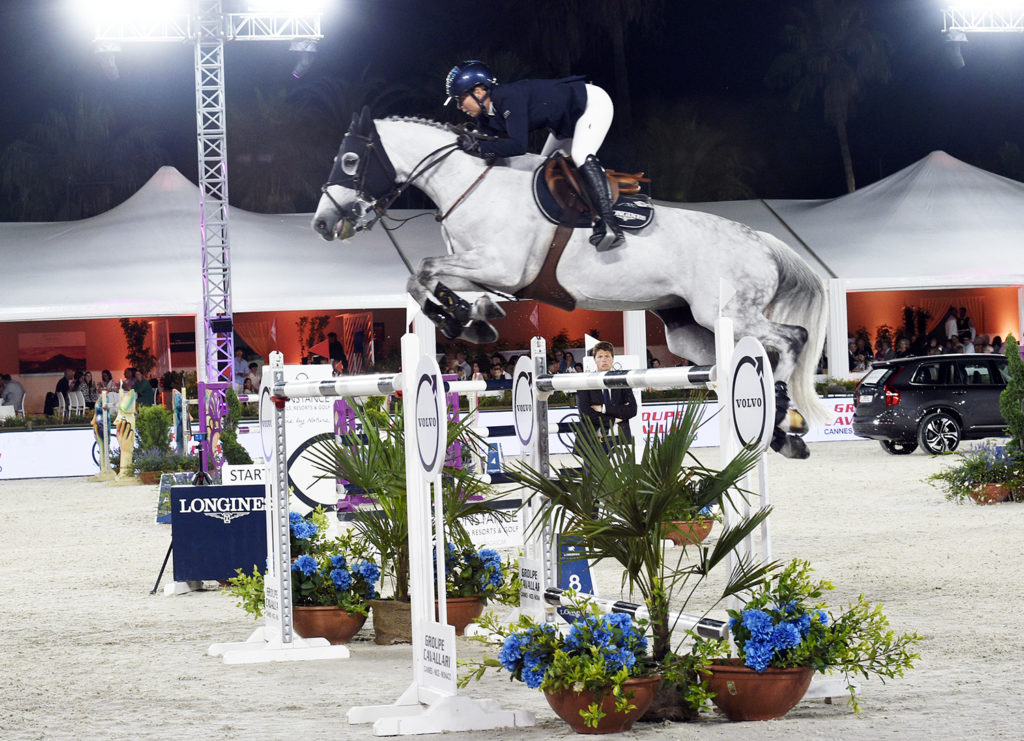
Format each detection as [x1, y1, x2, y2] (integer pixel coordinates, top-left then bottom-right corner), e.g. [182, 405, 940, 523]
[472, 296, 506, 321]
[460, 320, 498, 344]
[440, 318, 463, 340]
[777, 434, 810, 459]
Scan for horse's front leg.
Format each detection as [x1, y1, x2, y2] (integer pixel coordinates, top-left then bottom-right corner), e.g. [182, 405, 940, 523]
[413, 252, 525, 342]
[405, 274, 466, 340]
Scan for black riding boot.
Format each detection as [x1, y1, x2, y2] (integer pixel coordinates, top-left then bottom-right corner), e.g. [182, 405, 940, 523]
[578, 155, 625, 251]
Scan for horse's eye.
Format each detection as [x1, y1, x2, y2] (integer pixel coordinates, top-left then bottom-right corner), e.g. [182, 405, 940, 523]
[341, 152, 360, 176]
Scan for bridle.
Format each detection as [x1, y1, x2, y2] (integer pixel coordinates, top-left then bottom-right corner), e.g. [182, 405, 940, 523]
[319, 122, 494, 275]
[320, 132, 458, 236]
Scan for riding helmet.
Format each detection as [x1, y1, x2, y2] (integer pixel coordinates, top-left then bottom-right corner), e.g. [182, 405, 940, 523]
[444, 60, 496, 105]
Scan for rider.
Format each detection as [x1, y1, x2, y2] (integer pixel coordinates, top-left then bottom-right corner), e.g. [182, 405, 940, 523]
[444, 60, 625, 252]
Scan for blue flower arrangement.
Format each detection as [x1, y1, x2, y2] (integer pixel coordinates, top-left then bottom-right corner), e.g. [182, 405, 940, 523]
[463, 595, 653, 728]
[714, 559, 921, 712]
[289, 510, 320, 556]
[438, 543, 505, 598]
[291, 550, 380, 615]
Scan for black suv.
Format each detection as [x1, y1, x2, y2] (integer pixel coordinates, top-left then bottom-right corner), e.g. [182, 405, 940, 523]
[852, 353, 1009, 455]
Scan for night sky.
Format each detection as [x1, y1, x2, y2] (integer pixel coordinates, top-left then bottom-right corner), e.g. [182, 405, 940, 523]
[1, 0, 1023, 218]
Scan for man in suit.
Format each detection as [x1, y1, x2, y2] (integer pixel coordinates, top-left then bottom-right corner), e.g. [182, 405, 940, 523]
[575, 341, 637, 448]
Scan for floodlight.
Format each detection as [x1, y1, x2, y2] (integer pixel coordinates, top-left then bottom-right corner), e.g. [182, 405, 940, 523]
[944, 29, 968, 68]
[95, 42, 121, 80]
[290, 39, 317, 78]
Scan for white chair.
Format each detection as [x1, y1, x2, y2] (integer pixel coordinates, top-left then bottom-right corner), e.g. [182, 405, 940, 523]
[55, 392, 68, 420]
[16, 396, 25, 418]
[69, 390, 86, 416]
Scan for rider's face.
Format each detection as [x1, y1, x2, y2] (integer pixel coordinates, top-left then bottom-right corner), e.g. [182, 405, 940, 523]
[458, 86, 487, 116]
[594, 350, 614, 372]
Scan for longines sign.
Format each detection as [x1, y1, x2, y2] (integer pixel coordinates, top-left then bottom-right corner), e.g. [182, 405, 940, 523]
[170, 484, 267, 581]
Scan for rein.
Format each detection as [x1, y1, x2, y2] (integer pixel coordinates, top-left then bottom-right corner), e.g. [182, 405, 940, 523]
[436, 164, 494, 223]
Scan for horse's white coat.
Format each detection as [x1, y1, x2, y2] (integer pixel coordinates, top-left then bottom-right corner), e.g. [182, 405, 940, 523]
[314, 118, 828, 421]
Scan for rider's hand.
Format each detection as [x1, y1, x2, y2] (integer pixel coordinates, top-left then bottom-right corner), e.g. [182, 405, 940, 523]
[457, 133, 482, 155]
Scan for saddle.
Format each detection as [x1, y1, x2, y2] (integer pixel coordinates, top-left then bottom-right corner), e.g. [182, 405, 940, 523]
[515, 155, 655, 312]
[531, 154, 655, 231]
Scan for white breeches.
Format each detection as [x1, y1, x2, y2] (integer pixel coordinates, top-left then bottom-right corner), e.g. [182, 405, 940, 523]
[540, 83, 614, 164]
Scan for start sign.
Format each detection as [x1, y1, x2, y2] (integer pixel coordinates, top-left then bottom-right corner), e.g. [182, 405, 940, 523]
[730, 336, 775, 451]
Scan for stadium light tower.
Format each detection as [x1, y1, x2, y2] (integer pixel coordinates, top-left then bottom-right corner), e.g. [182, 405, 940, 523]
[84, 1, 324, 466]
[942, 3, 1024, 65]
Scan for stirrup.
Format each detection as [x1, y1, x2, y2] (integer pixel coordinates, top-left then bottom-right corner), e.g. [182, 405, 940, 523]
[590, 222, 625, 251]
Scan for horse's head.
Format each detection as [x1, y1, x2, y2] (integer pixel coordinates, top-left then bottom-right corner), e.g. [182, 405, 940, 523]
[312, 106, 397, 241]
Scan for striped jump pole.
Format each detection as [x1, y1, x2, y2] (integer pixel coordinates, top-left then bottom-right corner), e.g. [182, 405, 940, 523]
[543, 587, 727, 640]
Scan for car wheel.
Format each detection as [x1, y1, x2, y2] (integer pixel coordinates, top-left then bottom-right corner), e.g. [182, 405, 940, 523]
[880, 440, 918, 455]
[917, 412, 961, 454]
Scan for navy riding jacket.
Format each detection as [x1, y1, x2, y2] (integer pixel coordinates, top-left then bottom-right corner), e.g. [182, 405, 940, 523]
[473, 76, 588, 158]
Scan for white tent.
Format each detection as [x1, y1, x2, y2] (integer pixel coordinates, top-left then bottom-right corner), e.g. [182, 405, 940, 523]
[1, 166, 447, 322]
[684, 152, 1024, 376]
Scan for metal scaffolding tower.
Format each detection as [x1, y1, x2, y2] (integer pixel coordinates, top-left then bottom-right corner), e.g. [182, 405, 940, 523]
[943, 7, 1024, 33]
[92, 1, 322, 467]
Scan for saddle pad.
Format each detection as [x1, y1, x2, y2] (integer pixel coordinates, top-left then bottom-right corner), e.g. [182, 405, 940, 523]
[531, 164, 655, 231]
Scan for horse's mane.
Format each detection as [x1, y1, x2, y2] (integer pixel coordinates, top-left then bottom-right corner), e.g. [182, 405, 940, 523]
[381, 116, 451, 133]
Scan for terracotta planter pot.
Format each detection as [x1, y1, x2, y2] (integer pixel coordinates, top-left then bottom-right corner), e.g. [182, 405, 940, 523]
[370, 596, 487, 643]
[970, 483, 1011, 505]
[138, 471, 162, 486]
[369, 598, 413, 645]
[661, 518, 713, 546]
[293, 605, 367, 645]
[437, 596, 485, 636]
[705, 658, 814, 721]
[543, 675, 661, 734]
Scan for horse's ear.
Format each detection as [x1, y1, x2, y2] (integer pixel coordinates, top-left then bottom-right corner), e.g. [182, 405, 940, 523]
[347, 111, 359, 133]
[358, 105, 372, 133]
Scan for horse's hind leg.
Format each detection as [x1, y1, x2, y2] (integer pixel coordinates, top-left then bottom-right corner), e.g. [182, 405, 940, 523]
[654, 306, 716, 365]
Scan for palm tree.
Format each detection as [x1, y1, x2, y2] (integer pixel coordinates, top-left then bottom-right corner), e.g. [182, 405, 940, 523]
[302, 401, 510, 602]
[226, 87, 326, 213]
[0, 95, 166, 220]
[636, 106, 757, 202]
[508, 401, 775, 665]
[765, 0, 890, 193]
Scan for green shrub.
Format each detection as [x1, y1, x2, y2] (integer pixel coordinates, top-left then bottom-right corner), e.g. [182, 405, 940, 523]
[136, 405, 173, 451]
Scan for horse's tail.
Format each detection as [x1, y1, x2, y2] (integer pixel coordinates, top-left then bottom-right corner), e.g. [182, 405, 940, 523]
[763, 234, 829, 426]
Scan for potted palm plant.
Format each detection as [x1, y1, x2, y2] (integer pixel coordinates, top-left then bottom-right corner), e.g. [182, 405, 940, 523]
[302, 400, 511, 644]
[504, 401, 777, 721]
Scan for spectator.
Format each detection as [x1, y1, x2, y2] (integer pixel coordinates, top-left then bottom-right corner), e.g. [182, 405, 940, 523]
[649, 357, 662, 368]
[134, 371, 155, 407]
[943, 306, 959, 341]
[233, 349, 249, 391]
[992, 336, 1004, 354]
[875, 340, 894, 361]
[79, 371, 98, 409]
[1, 374, 26, 413]
[100, 369, 118, 393]
[894, 338, 912, 358]
[563, 350, 576, 372]
[576, 341, 636, 451]
[470, 361, 484, 379]
[327, 332, 349, 374]
[246, 362, 261, 390]
[490, 353, 505, 371]
[454, 351, 471, 379]
[956, 307, 976, 345]
[573, 362, 584, 373]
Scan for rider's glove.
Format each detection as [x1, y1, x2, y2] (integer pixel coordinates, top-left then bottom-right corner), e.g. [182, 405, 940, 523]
[457, 133, 482, 156]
